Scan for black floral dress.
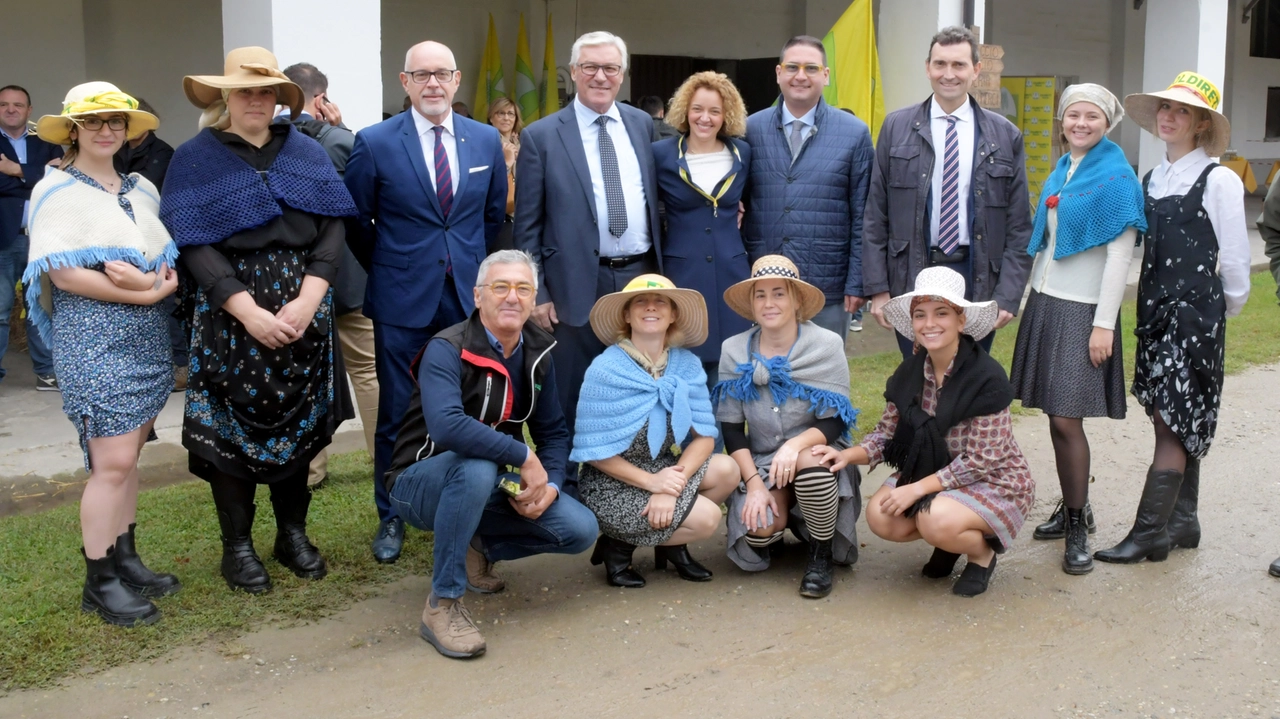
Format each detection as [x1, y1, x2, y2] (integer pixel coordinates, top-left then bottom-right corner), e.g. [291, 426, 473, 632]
[1133, 165, 1226, 458]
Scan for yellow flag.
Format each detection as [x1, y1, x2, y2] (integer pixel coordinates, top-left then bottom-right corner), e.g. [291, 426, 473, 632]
[474, 13, 505, 120]
[821, 0, 886, 142]
[515, 14, 539, 122]
[538, 14, 559, 118]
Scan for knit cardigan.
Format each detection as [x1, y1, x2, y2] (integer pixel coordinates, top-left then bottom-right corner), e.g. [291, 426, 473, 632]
[22, 170, 177, 340]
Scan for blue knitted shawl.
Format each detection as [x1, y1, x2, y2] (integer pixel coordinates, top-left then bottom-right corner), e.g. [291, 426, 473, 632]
[1027, 137, 1147, 260]
[160, 126, 357, 246]
[569, 345, 718, 462]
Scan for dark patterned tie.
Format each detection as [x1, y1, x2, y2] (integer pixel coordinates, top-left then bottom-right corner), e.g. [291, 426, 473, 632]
[937, 115, 960, 255]
[595, 115, 627, 239]
[432, 125, 453, 218]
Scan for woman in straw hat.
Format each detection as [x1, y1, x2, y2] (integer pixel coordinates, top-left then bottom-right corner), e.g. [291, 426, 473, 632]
[572, 274, 739, 587]
[714, 256, 859, 598]
[24, 82, 180, 625]
[159, 47, 356, 594]
[1092, 72, 1251, 566]
[1009, 83, 1146, 576]
[814, 267, 1034, 597]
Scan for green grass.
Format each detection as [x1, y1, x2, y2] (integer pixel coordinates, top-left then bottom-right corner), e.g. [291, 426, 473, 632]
[2, 272, 1278, 692]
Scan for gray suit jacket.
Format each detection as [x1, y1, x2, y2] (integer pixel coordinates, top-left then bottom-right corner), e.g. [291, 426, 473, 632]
[514, 102, 662, 327]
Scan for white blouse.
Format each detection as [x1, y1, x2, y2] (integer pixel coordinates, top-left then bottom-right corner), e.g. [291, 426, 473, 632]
[1146, 147, 1252, 317]
[685, 146, 734, 194]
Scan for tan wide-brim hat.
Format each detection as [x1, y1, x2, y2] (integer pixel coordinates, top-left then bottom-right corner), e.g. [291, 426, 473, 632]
[723, 255, 826, 324]
[588, 274, 709, 348]
[882, 266, 999, 342]
[1124, 71, 1230, 157]
[35, 81, 159, 145]
[183, 46, 304, 118]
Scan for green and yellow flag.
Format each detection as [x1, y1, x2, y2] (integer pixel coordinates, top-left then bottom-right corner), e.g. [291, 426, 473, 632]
[515, 14, 539, 122]
[538, 14, 559, 118]
[821, 0, 886, 141]
[474, 13, 505, 121]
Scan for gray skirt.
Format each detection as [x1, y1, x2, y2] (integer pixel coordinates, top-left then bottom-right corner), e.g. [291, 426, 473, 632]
[1011, 290, 1126, 420]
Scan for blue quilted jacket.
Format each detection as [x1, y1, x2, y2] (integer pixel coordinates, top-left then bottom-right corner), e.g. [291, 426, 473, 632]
[743, 98, 874, 300]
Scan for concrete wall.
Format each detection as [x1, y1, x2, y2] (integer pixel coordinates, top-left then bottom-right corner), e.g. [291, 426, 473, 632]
[1227, 5, 1280, 160]
[0, 0, 87, 121]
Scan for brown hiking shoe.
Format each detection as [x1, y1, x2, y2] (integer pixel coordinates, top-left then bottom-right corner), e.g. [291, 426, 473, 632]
[466, 545, 505, 594]
[419, 596, 486, 658]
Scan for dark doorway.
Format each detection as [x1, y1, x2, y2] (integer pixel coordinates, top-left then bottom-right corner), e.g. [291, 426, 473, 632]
[630, 55, 780, 115]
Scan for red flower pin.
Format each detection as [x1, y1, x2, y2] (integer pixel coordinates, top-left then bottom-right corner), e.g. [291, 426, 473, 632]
[1045, 195, 1060, 209]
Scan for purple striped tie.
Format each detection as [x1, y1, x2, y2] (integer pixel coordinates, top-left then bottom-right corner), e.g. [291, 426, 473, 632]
[937, 115, 960, 255]
[432, 125, 453, 218]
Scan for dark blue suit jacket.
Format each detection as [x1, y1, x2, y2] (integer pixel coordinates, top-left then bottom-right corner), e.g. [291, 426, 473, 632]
[344, 111, 507, 328]
[0, 133, 62, 251]
[513, 102, 662, 327]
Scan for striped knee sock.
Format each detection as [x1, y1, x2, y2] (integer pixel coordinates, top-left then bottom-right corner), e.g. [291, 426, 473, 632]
[744, 531, 784, 549]
[793, 467, 839, 541]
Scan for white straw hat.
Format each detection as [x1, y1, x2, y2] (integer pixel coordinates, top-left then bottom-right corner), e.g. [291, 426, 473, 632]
[882, 267, 999, 342]
[1123, 71, 1229, 157]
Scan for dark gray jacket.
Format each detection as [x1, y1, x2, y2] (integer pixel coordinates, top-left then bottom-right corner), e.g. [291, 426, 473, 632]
[862, 96, 1033, 314]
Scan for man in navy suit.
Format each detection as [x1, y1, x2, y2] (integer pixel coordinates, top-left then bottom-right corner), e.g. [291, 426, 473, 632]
[345, 41, 507, 563]
[514, 31, 661, 497]
[0, 85, 61, 389]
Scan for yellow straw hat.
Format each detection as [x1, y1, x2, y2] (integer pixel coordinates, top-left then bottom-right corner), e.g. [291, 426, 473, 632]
[588, 274, 709, 347]
[722, 255, 826, 323]
[1123, 71, 1230, 157]
[183, 46, 304, 118]
[35, 81, 158, 145]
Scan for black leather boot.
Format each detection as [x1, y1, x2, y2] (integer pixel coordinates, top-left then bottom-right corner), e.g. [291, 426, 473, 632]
[654, 544, 712, 582]
[1033, 499, 1096, 540]
[217, 502, 272, 594]
[1165, 457, 1201, 549]
[1094, 467, 1183, 564]
[1062, 508, 1093, 575]
[270, 486, 328, 580]
[922, 548, 961, 578]
[1270, 556, 1280, 578]
[589, 535, 645, 587]
[799, 538, 834, 598]
[81, 546, 160, 627]
[115, 523, 181, 598]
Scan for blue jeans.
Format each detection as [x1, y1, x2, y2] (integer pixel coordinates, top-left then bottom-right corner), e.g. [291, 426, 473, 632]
[811, 300, 851, 342]
[0, 234, 54, 381]
[388, 451, 599, 599]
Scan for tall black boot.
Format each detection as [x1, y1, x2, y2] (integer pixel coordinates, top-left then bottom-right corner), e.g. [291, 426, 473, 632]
[270, 481, 328, 580]
[81, 546, 160, 627]
[1094, 467, 1183, 564]
[799, 538, 834, 598]
[589, 535, 645, 587]
[216, 501, 272, 594]
[115, 523, 181, 598]
[1062, 508, 1093, 575]
[1165, 457, 1201, 549]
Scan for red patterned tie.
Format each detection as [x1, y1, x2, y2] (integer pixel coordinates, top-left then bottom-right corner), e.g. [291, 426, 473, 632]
[432, 125, 453, 217]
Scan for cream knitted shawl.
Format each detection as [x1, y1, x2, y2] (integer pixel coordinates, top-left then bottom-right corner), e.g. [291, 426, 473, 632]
[22, 169, 177, 340]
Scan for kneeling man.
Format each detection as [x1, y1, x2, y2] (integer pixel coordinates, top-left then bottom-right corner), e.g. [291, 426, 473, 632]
[385, 249, 598, 659]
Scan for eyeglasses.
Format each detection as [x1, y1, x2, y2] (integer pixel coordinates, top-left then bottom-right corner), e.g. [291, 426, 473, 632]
[576, 63, 623, 78]
[481, 282, 536, 299]
[73, 116, 128, 131]
[406, 69, 457, 85]
[493, 110, 517, 118]
[780, 63, 826, 77]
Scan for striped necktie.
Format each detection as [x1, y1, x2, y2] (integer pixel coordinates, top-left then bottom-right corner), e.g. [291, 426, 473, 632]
[432, 125, 453, 218]
[937, 115, 960, 255]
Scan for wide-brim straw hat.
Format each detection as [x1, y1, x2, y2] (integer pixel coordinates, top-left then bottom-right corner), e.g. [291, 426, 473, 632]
[723, 255, 826, 324]
[183, 46, 303, 118]
[882, 266, 999, 342]
[35, 81, 158, 145]
[588, 274, 709, 347]
[1124, 71, 1229, 157]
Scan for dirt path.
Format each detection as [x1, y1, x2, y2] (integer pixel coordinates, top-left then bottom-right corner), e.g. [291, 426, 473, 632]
[5, 365, 1280, 719]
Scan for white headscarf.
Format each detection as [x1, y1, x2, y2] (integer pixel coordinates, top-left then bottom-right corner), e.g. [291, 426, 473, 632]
[1057, 83, 1124, 129]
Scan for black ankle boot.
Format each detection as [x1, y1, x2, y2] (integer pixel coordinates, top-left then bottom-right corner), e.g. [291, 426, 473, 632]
[1094, 467, 1183, 564]
[1165, 457, 1201, 549]
[589, 535, 645, 587]
[270, 487, 327, 580]
[115, 523, 181, 598]
[922, 548, 961, 578]
[217, 503, 272, 594]
[1062, 508, 1093, 575]
[654, 544, 712, 582]
[1270, 556, 1280, 578]
[82, 546, 160, 627]
[952, 554, 998, 597]
[799, 538, 834, 598]
[1033, 499, 1096, 540]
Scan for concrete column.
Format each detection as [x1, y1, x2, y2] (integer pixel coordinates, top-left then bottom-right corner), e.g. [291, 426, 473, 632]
[877, 0, 965, 115]
[221, 0, 383, 132]
[0, 0, 86, 118]
[1137, 0, 1228, 174]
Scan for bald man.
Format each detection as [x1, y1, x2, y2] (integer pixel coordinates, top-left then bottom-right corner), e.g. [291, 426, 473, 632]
[345, 41, 508, 563]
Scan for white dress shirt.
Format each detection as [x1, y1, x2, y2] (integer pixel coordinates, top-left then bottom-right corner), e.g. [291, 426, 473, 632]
[1147, 147, 1251, 317]
[781, 102, 817, 157]
[4, 128, 30, 228]
[928, 96, 975, 248]
[410, 108, 458, 194]
[573, 97, 650, 257]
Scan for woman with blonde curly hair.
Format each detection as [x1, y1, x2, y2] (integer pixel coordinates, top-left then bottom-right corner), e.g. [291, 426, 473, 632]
[653, 71, 753, 414]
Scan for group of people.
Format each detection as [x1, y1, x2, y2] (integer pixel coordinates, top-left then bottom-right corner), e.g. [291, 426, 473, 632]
[8, 21, 1269, 660]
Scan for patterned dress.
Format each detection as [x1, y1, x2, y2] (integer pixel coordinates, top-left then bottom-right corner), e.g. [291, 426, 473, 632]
[859, 357, 1035, 551]
[51, 169, 171, 470]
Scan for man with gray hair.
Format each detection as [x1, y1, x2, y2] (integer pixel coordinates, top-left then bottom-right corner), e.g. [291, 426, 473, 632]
[514, 31, 662, 497]
[384, 249, 597, 659]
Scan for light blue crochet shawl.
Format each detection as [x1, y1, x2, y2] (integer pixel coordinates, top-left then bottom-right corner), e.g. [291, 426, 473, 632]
[1027, 136, 1147, 260]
